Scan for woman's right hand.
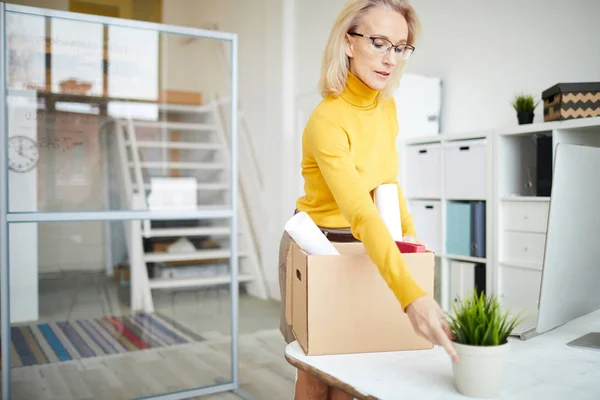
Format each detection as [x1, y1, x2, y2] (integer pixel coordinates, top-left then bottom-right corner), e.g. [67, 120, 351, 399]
[406, 296, 460, 363]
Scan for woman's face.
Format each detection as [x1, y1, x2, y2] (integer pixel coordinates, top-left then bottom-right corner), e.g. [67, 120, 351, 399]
[345, 7, 409, 91]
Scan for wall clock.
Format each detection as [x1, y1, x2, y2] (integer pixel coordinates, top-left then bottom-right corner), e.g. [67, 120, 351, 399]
[8, 135, 39, 173]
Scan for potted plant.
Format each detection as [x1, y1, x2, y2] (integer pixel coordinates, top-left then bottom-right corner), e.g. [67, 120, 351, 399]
[446, 290, 522, 399]
[512, 93, 539, 125]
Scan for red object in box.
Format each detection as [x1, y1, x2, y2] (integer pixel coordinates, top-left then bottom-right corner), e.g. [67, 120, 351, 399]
[396, 241, 427, 253]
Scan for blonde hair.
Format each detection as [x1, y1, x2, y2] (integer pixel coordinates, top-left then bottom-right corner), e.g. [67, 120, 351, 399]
[319, 0, 421, 99]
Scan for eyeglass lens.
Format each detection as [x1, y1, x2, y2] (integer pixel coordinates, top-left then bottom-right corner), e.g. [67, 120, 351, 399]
[369, 37, 413, 60]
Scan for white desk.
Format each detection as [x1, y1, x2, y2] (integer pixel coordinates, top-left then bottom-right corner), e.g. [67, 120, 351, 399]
[285, 310, 600, 399]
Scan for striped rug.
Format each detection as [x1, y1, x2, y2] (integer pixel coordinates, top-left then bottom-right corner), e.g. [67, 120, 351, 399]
[4, 313, 204, 368]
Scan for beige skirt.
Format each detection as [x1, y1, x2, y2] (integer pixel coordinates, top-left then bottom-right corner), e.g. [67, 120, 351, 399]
[278, 224, 358, 344]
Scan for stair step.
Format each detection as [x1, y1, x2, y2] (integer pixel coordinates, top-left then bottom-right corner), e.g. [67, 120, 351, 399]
[129, 120, 217, 131]
[141, 204, 234, 215]
[157, 103, 214, 114]
[127, 140, 222, 150]
[143, 249, 246, 263]
[146, 226, 231, 237]
[131, 161, 226, 170]
[149, 274, 254, 289]
[137, 182, 229, 191]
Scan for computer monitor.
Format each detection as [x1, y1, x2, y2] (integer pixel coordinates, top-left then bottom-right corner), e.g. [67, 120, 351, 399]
[536, 143, 600, 348]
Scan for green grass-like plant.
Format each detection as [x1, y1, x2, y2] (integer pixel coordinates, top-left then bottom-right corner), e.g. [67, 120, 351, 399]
[512, 93, 539, 113]
[447, 290, 522, 346]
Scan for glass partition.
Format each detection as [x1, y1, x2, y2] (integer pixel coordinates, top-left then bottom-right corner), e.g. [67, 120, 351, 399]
[1, 4, 242, 400]
[5, 5, 234, 214]
[8, 220, 233, 399]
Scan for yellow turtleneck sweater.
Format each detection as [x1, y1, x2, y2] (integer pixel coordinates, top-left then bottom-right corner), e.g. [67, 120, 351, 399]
[296, 71, 426, 310]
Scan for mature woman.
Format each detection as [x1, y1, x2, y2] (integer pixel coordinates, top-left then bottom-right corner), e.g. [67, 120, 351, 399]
[279, 0, 458, 398]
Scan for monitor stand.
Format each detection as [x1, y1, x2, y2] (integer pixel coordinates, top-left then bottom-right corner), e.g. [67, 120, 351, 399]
[566, 332, 600, 351]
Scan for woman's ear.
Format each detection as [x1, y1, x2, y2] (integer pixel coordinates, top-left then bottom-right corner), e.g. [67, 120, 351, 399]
[344, 33, 354, 58]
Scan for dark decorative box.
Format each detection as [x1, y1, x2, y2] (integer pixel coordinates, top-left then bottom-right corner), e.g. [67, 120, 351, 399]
[542, 82, 600, 122]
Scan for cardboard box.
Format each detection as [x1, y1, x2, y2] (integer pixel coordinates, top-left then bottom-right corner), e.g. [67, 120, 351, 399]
[158, 90, 203, 105]
[286, 242, 435, 355]
[542, 82, 600, 121]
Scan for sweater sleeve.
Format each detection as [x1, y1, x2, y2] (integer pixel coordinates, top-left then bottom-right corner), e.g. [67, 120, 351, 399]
[306, 118, 426, 310]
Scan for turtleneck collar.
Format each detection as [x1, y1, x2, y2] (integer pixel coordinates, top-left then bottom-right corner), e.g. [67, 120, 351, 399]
[340, 71, 379, 109]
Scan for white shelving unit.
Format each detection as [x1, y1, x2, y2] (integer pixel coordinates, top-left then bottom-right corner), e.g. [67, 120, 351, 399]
[399, 131, 493, 312]
[398, 116, 600, 313]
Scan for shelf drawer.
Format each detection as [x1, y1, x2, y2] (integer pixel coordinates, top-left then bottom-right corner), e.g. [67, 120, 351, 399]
[443, 139, 487, 200]
[405, 143, 442, 198]
[408, 200, 442, 254]
[503, 201, 549, 233]
[499, 264, 542, 314]
[502, 231, 546, 266]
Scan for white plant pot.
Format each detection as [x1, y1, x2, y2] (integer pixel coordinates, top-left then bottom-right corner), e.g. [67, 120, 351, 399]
[452, 341, 510, 398]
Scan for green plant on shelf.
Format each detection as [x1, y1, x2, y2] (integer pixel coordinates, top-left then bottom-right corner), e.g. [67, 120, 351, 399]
[511, 93, 539, 113]
[446, 290, 522, 346]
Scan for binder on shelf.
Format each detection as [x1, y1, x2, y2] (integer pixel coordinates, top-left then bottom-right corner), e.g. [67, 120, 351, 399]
[474, 263, 486, 294]
[449, 261, 487, 304]
[470, 201, 486, 258]
[537, 136, 553, 196]
[446, 201, 471, 257]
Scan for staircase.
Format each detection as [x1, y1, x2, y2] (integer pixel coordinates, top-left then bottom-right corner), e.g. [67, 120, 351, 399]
[112, 99, 268, 313]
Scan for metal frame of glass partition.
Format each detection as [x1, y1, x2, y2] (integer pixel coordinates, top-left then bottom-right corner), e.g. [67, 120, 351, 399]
[0, 3, 245, 399]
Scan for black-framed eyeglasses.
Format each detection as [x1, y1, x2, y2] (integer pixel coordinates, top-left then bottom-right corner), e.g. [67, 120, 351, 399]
[348, 32, 415, 60]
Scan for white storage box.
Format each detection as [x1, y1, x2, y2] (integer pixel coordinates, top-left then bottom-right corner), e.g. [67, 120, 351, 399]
[404, 143, 442, 198]
[147, 177, 198, 210]
[408, 200, 442, 254]
[443, 139, 487, 200]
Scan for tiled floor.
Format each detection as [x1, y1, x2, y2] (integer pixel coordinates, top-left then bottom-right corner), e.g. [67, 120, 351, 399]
[8, 272, 295, 400]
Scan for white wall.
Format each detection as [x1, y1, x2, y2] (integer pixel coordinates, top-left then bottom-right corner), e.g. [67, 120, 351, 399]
[408, 0, 600, 133]
[162, 0, 287, 299]
[162, 0, 269, 163]
[295, 0, 600, 134]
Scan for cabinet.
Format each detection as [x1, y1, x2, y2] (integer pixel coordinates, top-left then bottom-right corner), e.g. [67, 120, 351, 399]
[400, 135, 491, 311]
[494, 120, 600, 314]
[500, 199, 549, 268]
[399, 117, 600, 313]
[399, 118, 600, 310]
[498, 264, 542, 314]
